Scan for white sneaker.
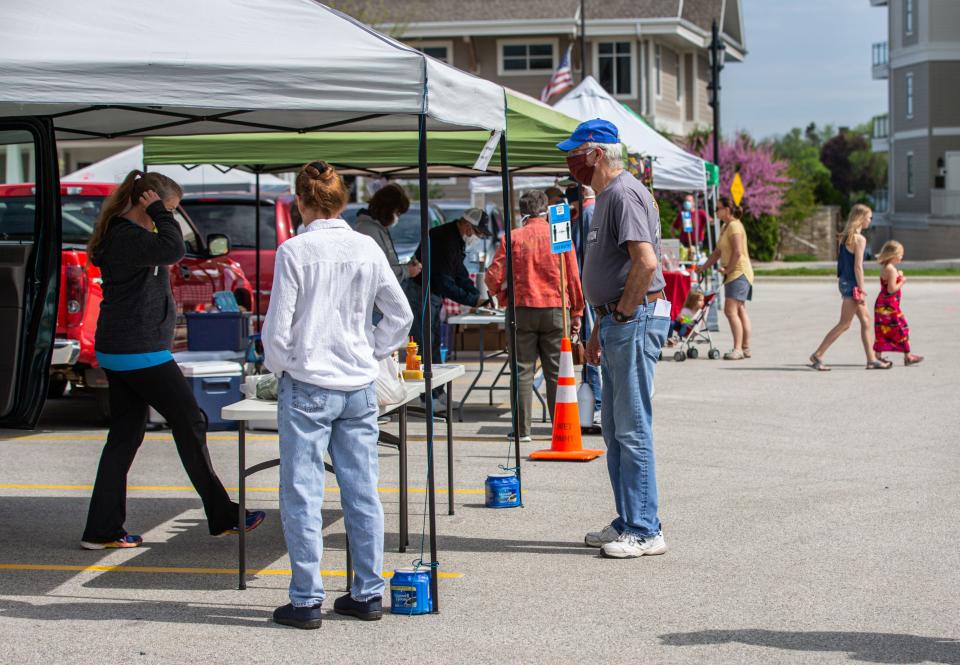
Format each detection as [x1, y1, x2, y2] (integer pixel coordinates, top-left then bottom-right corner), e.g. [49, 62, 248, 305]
[592, 410, 602, 426]
[506, 432, 532, 444]
[600, 531, 668, 558]
[584, 524, 620, 548]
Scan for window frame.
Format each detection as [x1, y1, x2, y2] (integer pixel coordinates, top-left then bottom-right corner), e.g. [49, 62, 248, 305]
[906, 151, 915, 197]
[593, 40, 637, 100]
[411, 40, 454, 65]
[676, 50, 684, 105]
[905, 72, 914, 119]
[496, 38, 558, 77]
[905, 0, 914, 36]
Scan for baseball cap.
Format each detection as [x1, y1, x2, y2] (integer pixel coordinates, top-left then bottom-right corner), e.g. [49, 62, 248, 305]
[557, 118, 620, 152]
[461, 208, 491, 237]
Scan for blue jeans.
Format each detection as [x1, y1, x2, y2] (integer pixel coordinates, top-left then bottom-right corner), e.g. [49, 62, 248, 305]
[581, 311, 602, 412]
[598, 302, 670, 537]
[277, 374, 384, 606]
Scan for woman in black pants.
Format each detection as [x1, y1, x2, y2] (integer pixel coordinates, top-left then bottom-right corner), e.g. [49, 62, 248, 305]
[80, 170, 264, 549]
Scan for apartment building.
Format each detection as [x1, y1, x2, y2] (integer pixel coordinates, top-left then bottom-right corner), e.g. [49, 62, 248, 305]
[870, 0, 960, 258]
[331, 0, 745, 137]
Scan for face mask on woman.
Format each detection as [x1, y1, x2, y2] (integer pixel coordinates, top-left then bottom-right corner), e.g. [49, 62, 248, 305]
[683, 200, 693, 211]
[386, 212, 400, 227]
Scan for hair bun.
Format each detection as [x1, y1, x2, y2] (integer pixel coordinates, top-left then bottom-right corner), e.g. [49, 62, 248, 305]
[306, 161, 330, 180]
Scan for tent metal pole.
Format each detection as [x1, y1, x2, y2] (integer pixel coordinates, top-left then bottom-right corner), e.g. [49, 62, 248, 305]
[254, 171, 261, 332]
[498, 134, 523, 495]
[418, 113, 440, 613]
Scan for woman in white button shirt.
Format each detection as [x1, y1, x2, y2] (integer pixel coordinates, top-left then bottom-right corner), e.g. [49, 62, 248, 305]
[262, 161, 413, 629]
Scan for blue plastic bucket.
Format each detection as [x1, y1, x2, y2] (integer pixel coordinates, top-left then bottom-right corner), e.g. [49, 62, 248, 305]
[485, 473, 520, 508]
[390, 568, 432, 615]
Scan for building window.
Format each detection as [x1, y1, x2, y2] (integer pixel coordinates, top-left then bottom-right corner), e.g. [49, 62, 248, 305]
[421, 47, 448, 63]
[905, 0, 914, 35]
[905, 72, 914, 119]
[596, 41, 635, 98]
[906, 152, 915, 197]
[497, 40, 556, 76]
[654, 45, 662, 98]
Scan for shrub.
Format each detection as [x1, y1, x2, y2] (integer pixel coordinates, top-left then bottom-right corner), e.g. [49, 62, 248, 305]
[783, 253, 818, 262]
[743, 214, 779, 262]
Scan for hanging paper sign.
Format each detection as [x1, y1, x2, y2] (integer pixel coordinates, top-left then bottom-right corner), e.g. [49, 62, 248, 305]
[548, 203, 572, 254]
[681, 210, 692, 232]
[472, 130, 503, 172]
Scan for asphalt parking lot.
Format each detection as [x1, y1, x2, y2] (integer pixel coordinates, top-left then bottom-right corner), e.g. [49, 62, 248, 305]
[1, 279, 958, 664]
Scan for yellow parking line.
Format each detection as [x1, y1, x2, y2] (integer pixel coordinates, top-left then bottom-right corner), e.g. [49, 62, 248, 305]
[0, 563, 462, 579]
[0, 484, 483, 495]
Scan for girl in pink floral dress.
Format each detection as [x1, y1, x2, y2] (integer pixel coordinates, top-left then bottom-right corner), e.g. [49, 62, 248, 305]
[873, 241, 923, 365]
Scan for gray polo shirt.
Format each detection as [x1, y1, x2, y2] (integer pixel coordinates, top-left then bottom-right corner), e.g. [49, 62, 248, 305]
[581, 171, 665, 306]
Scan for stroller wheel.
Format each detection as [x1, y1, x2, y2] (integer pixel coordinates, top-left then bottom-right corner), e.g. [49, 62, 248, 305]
[708, 349, 720, 360]
[674, 351, 686, 362]
[687, 347, 699, 360]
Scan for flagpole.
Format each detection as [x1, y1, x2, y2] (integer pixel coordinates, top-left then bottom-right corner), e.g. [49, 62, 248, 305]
[580, 0, 586, 82]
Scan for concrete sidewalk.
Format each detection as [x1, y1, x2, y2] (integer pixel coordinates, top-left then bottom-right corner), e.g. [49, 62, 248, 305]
[1, 280, 958, 664]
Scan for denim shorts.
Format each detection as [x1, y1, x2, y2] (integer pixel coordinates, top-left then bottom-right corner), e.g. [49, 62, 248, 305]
[724, 274, 753, 301]
[838, 278, 856, 298]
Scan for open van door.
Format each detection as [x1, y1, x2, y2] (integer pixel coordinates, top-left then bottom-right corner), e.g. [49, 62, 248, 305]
[0, 117, 60, 427]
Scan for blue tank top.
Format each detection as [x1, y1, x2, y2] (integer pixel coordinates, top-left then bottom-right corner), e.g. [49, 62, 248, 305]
[837, 241, 856, 281]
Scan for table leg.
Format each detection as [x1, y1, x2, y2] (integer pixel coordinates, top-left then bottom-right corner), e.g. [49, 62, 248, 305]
[489, 357, 509, 405]
[457, 326, 487, 422]
[446, 381, 454, 516]
[399, 404, 408, 552]
[238, 421, 246, 591]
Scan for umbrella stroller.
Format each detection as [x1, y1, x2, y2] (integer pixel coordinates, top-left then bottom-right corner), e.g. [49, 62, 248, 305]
[671, 291, 721, 361]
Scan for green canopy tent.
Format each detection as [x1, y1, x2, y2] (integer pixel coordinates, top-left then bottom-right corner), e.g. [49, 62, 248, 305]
[143, 91, 579, 176]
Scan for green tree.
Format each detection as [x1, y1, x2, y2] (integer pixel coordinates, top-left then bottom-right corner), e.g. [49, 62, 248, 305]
[773, 128, 836, 227]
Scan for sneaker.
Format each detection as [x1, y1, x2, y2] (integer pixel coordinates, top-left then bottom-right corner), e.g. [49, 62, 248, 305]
[723, 349, 745, 360]
[333, 593, 383, 621]
[273, 602, 323, 630]
[216, 510, 266, 536]
[601, 531, 668, 559]
[592, 410, 602, 426]
[584, 524, 620, 548]
[80, 534, 142, 550]
[420, 394, 448, 411]
[506, 432, 532, 444]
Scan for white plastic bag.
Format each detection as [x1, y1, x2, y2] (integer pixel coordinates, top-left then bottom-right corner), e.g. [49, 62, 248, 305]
[376, 356, 406, 407]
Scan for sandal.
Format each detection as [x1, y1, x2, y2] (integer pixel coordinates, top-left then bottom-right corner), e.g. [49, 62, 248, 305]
[809, 354, 830, 371]
[743, 348, 752, 358]
[905, 354, 924, 366]
[865, 359, 893, 370]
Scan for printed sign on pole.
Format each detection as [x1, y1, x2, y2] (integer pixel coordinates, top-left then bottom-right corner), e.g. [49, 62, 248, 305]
[548, 203, 572, 254]
[730, 172, 745, 207]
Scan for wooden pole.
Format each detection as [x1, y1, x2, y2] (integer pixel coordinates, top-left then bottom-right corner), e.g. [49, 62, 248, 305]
[559, 253, 569, 335]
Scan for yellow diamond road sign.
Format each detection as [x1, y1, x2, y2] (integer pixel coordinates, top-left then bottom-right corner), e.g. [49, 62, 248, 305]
[730, 172, 745, 207]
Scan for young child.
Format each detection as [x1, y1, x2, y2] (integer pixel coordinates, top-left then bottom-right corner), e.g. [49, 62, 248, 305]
[873, 240, 923, 366]
[667, 289, 705, 345]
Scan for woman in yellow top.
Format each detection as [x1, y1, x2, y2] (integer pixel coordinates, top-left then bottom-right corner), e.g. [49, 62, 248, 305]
[700, 196, 754, 360]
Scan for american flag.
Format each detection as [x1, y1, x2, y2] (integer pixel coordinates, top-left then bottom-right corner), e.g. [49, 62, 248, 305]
[540, 45, 573, 102]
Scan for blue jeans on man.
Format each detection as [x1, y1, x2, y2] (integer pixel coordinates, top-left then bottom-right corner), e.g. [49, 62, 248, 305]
[598, 302, 670, 537]
[277, 374, 384, 606]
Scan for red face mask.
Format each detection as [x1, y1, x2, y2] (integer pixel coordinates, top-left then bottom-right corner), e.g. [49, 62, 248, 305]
[566, 152, 595, 186]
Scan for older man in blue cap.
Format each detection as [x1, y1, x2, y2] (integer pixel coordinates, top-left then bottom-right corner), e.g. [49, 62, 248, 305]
[557, 119, 671, 559]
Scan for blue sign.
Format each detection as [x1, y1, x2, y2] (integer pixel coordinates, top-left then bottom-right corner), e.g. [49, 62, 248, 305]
[682, 210, 692, 232]
[548, 203, 572, 254]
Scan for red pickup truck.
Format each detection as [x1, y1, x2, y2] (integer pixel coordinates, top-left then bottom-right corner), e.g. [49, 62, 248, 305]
[0, 182, 253, 417]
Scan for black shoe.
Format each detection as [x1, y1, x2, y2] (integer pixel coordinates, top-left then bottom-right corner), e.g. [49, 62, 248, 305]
[273, 602, 323, 629]
[216, 510, 266, 536]
[333, 593, 383, 621]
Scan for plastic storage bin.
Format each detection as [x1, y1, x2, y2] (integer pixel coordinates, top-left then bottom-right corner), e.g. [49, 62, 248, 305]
[185, 312, 250, 352]
[149, 361, 243, 431]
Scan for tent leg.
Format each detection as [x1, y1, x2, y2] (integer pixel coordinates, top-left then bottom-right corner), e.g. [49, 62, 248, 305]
[418, 114, 440, 613]
[254, 171, 261, 332]
[498, 134, 523, 498]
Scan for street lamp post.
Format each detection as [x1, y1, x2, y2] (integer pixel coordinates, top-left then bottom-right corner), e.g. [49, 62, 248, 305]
[580, 0, 587, 81]
[708, 19, 726, 169]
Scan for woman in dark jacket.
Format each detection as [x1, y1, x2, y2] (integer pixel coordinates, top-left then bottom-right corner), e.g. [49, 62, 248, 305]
[80, 170, 264, 550]
[354, 183, 421, 284]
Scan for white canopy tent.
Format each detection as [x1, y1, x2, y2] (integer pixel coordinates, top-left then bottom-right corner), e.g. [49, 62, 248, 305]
[64, 145, 292, 194]
[0, 0, 505, 136]
[554, 77, 707, 191]
[0, 0, 514, 608]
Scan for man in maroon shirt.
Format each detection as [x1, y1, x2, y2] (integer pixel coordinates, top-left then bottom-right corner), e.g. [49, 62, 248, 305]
[672, 194, 709, 250]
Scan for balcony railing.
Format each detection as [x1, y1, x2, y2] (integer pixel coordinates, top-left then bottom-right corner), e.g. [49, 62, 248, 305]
[872, 41, 889, 79]
[874, 188, 889, 213]
[871, 114, 889, 152]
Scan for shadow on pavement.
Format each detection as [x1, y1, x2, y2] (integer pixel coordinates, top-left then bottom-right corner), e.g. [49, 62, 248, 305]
[437, 527, 599, 557]
[659, 629, 960, 664]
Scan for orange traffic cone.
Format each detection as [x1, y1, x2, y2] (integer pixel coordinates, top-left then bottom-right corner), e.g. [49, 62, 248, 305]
[529, 337, 604, 461]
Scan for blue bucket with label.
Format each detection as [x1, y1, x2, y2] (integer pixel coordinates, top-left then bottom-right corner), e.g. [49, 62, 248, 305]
[390, 568, 432, 615]
[485, 473, 520, 508]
